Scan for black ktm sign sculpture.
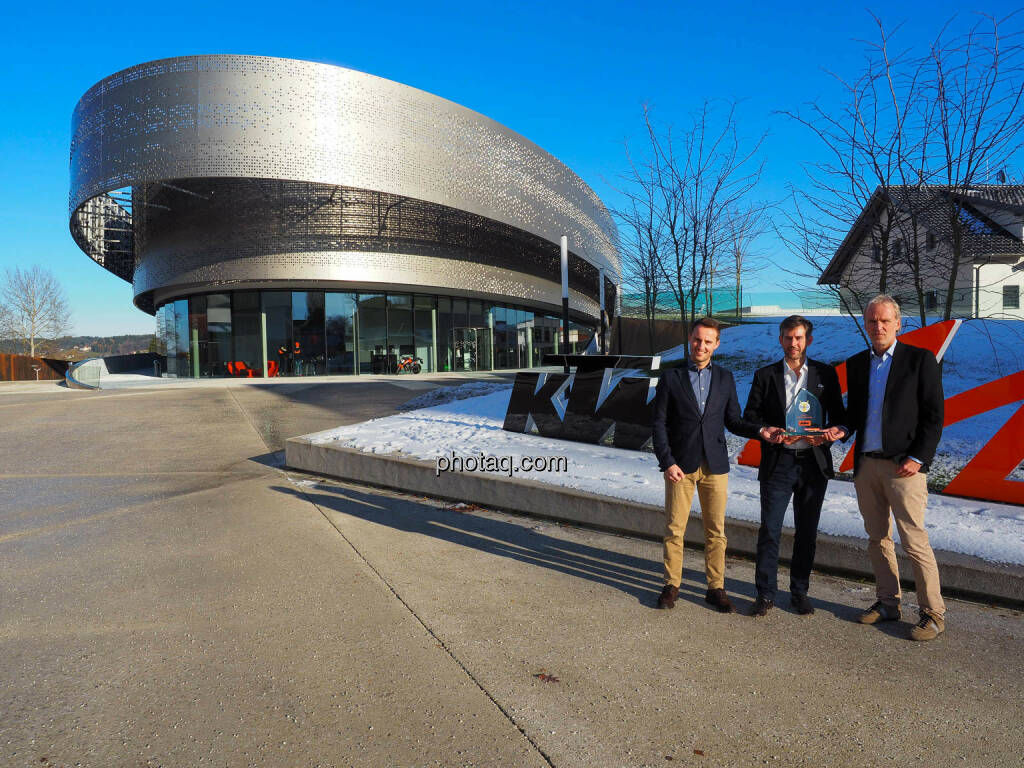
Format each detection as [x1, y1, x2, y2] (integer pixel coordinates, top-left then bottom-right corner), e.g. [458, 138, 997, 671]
[502, 355, 660, 450]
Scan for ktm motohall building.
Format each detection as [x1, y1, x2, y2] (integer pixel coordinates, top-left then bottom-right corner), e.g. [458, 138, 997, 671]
[69, 55, 620, 378]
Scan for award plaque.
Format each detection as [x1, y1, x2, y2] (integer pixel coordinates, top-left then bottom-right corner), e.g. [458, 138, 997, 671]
[785, 387, 825, 435]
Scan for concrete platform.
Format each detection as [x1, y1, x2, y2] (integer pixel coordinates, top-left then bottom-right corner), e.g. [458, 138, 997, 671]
[286, 436, 1024, 606]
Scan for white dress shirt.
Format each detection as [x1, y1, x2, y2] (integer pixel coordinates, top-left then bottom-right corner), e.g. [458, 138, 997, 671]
[783, 359, 810, 450]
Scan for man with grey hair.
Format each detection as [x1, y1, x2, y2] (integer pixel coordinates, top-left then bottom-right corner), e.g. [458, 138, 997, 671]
[844, 294, 946, 640]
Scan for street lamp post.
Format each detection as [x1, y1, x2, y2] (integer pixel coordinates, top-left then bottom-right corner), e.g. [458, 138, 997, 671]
[560, 236, 570, 374]
[615, 289, 622, 354]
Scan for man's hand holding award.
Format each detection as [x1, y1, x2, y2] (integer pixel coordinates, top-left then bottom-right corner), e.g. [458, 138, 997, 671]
[783, 387, 825, 444]
[762, 388, 844, 446]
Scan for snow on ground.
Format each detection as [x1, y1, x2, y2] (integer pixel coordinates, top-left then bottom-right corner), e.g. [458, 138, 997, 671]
[311, 317, 1024, 565]
[711, 314, 1024, 388]
[397, 380, 513, 410]
[311, 391, 1024, 566]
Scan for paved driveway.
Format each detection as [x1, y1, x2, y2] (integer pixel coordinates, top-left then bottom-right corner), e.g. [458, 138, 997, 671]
[1, 379, 1021, 767]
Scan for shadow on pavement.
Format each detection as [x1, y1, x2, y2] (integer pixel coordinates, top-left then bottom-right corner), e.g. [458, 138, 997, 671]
[270, 481, 848, 613]
[274, 481, 670, 603]
[249, 451, 286, 468]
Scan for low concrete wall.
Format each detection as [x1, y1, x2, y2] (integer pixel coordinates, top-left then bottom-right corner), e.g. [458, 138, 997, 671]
[285, 436, 1024, 606]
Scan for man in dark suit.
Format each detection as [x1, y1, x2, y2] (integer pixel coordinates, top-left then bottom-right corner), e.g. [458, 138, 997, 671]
[652, 317, 762, 612]
[742, 316, 847, 617]
[845, 294, 945, 641]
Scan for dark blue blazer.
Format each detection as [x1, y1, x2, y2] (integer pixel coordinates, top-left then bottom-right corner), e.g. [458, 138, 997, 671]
[845, 341, 944, 474]
[652, 363, 761, 475]
[742, 358, 847, 481]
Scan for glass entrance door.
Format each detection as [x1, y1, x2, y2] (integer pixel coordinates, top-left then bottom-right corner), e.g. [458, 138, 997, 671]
[451, 327, 493, 372]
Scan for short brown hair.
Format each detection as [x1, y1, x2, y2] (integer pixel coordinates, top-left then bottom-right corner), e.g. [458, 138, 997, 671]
[779, 315, 813, 336]
[690, 317, 722, 338]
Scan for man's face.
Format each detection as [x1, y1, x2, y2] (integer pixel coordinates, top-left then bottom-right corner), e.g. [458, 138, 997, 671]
[689, 325, 720, 367]
[864, 302, 901, 352]
[780, 325, 811, 363]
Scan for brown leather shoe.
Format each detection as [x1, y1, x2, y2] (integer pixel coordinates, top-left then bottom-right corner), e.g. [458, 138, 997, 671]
[657, 584, 679, 609]
[704, 588, 734, 613]
[748, 595, 773, 617]
[909, 612, 945, 641]
[859, 600, 901, 624]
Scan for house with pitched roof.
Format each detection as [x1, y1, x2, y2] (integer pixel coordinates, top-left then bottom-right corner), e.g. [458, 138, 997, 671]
[818, 185, 1024, 319]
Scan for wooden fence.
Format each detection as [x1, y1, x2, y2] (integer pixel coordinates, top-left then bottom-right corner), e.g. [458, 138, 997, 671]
[0, 353, 69, 382]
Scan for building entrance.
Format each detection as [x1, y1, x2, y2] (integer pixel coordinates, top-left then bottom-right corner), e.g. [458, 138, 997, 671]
[452, 327, 493, 372]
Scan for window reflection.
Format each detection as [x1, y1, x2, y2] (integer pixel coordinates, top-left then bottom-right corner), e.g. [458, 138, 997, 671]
[156, 291, 594, 377]
[357, 294, 386, 374]
[326, 293, 357, 374]
[413, 295, 436, 373]
[232, 292, 263, 377]
[388, 294, 414, 373]
[436, 296, 452, 372]
[293, 291, 325, 376]
[263, 292, 292, 377]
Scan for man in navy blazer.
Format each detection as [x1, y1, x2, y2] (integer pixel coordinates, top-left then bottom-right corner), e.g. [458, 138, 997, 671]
[652, 317, 762, 612]
[742, 316, 847, 617]
[845, 294, 946, 641]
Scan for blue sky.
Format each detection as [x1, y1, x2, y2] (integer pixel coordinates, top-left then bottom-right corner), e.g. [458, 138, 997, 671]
[0, 0, 1004, 335]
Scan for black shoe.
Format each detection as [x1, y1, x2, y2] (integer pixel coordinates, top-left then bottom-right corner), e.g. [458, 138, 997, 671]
[704, 588, 734, 613]
[791, 593, 815, 615]
[748, 596, 774, 617]
[657, 584, 679, 609]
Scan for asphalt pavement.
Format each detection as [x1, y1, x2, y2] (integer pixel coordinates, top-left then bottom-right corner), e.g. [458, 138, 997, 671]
[1, 377, 1021, 767]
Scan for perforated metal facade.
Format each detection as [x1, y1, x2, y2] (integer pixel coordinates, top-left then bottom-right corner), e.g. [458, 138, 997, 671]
[68, 55, 619, 320]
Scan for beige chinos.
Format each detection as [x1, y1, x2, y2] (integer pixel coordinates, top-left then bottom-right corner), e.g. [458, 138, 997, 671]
[853, 456, 945, 617]
[664, 464, 729, 590]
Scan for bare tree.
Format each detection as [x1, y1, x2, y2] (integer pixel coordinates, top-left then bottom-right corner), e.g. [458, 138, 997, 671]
[613, 137, 667, 352]
[0, 266, 71, 357]
[785, 11, 1024, 325]
[724, 203, 771, 319]
[925, 13, 1024, 320]
[627, 102, 765, 335]
[675, 102, 765, 325]
[775, 191, 872, 345]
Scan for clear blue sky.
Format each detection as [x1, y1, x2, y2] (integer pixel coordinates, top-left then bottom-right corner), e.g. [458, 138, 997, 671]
[0, 0, 1001, 335]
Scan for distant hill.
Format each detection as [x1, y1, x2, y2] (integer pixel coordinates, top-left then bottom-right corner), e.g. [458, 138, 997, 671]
[0, 334, 157, 358]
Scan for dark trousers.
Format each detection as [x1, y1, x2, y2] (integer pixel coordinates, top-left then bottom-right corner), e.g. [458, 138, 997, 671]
[755, 450, 828, 601]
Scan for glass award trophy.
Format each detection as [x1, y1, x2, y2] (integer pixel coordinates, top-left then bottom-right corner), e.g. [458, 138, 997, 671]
[785, 387, 825, 435]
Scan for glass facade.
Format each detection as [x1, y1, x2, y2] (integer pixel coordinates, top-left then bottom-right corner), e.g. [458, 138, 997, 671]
[357, 293, 387, 374]
[264, 292, 292, 377]
[156, 290, 594, 378]
[155, 299, 193, 377]
[325, 292, 357, 374]
[293, 291, 326, 375]
[233, 292, 263, 376]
